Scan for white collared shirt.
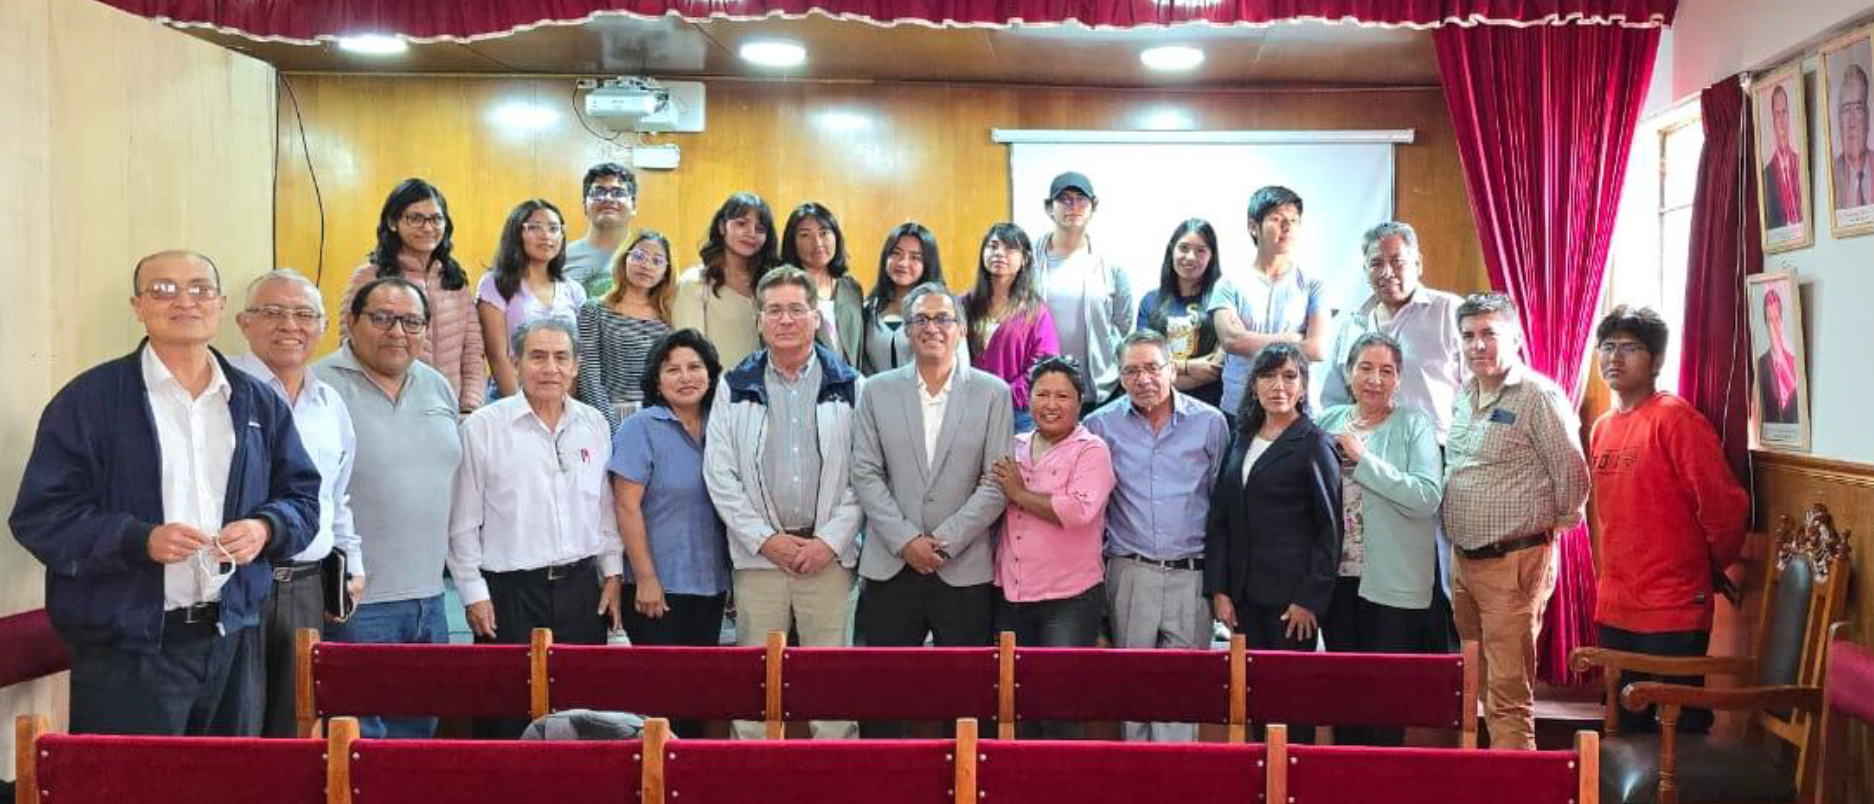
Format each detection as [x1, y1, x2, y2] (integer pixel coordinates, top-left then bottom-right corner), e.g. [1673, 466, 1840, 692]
[229, 352, 361, 572]
[447, 394, 623, 605]
[142, 345, 235, 609]
[917, 364, 955, 471]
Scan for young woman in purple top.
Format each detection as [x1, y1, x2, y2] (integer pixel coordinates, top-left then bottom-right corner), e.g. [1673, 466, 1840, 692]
[962, 223, 1059, 433]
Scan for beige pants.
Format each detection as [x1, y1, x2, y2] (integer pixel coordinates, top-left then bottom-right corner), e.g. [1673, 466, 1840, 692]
[730, 565, 859, 739]
[1451, 541, 1557, 751]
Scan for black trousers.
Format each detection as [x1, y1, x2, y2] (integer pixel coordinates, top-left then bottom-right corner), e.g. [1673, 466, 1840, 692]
[70, 616, 263, 736]
[857, 568, 995, 738]
[261, 564, 326, 737]
[1597, 624, 1714, 734]
[995, 584, 1106, 739]
[1321, 577, 1428, 745]
[622, 590, 728, 738]
[1232, 596, 1316, 744]
[473, 561, 608, 739]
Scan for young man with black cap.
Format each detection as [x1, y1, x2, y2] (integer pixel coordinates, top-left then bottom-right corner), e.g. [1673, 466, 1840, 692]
[1032, 171, 1133, 411]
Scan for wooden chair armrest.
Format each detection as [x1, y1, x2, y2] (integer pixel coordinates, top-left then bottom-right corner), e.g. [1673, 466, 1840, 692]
[1570, 647, 1755, 679]
[1620, 682, 1824, 713]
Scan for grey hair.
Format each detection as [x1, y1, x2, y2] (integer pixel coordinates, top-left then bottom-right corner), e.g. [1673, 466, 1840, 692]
[1117, 328, 1173, 363]
[1360, 221, 1420, 258]
[901, 281, 957, 317]
[1345, 332, 1404, 372]
[242, 268, 324, 310]
[1456, 292, 1521, 333]
[511, 317, 579, 360]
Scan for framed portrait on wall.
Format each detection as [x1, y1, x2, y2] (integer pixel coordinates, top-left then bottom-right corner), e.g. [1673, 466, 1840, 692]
[1746, 271, 1810, 452]
[1820, 28, 1874, 237]
[1752, 65, 1815, 252]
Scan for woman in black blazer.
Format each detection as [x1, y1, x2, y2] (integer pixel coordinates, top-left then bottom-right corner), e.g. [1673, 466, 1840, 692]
[1205, 342, 1344, 652]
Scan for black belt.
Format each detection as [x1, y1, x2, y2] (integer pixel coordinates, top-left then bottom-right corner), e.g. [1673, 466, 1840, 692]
[1456, 532, 1551, 561]
[486, 556, 595, 583]
[272, 561, 323, 582]
[1115, 554, 1204, 572]
[163, 602, 221, 628]
[783, 527, 816, 538]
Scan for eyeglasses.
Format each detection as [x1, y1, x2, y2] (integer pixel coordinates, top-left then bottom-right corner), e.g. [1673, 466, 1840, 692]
[909, 314, 959, 330]
[761, 305, 814, 321]
[626, 248, 669, 269]
[522, 222, 565, 237]
[587, 187, 633, 202]
[246, 305, 323, 325]
[363, 309, 429, 334]
[400, 212, 446, 229]
[140, 280, 222, 302]
[1596, 342, 1649, 358]
[1120, 363, 1169, 379]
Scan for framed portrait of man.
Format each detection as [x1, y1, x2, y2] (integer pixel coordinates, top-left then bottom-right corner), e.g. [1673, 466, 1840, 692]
[1752, 65, 1815, 252]
[1821, 28, 1874, 237]
[1746, 271, 1810, 452]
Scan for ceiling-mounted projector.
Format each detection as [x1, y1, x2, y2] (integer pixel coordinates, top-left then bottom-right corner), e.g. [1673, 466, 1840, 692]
[583, 77, 706, 134]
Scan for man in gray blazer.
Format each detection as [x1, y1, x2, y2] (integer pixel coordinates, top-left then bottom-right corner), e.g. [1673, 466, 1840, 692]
[852, 282, 1013, 666]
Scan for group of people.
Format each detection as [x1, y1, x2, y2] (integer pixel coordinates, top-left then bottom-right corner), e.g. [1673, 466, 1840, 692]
[11, 164, 1748, 756]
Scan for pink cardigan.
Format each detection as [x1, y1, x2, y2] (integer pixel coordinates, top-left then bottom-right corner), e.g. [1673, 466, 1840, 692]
[340, 257, 488, 412]
[966, 300, 1060, 411]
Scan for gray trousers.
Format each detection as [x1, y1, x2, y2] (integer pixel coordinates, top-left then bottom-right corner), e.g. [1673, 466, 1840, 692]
[1104, 556, 1212, 742]
[261, 567, 325, 737]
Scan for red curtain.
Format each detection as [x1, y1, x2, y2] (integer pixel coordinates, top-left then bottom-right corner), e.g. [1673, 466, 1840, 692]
[1434, 23, 1659, 686]
[1679, 75, 1760, 483]
[100, 0, 1673, 42]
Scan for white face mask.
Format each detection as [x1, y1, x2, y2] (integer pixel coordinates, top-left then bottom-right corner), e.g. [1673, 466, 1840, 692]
[195, 539, 237, 601]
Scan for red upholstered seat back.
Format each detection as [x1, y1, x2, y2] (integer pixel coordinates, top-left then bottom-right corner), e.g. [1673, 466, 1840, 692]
[548, 645, 768, 720]
[0, 609, 70, 688]
[1284, 745, 1580, 804]
[1011, 647, 1231, 724]
[1826, 638, 1874, 724]
[782, 646, 999, 721]
[976, 740, 1266, 804]
[312, 642, 531, 717]
[34, 735, 326, 804]
[349, 739, 640, 803]
[661, 739, 956, 804]
[1247, 650, 1467, 729]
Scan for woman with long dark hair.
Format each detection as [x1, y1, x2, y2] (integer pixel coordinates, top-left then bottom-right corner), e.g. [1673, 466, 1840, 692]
[858, 222, 948, 375]
[476, 199, 584, 399]
[962, 223, 1058, 432]
[577, 230, 676, 430]
[340, 178, 487, 412]
[780, 202, 865, 364]
[1138, 219, 1225, 408]
[672, 192, 779, 368]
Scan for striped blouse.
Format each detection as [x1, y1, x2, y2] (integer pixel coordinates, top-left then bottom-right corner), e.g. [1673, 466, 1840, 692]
[575, 300, 672, 431]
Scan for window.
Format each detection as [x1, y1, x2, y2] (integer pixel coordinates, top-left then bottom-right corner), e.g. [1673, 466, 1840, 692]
[1604, 99, 1702, 393]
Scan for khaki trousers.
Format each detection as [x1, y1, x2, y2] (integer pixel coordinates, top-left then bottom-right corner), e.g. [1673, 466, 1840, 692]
[1451, 541, 1556, 751]
[730, 565, 859, 739]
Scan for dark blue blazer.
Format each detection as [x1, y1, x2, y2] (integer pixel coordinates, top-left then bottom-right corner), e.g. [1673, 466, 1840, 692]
[1203, 415, 1344, 616]
[9, 343, 321, 653]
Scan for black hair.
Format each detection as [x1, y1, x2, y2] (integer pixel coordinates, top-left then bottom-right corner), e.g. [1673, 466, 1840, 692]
[1594, 305, 1669, 357]
[581, 162, 638, 202]
[699, 192, 780, 297]
[780, 202, 850, 278]
[490, 199, 568, 301]
[348, 276, 431, 321]
[963, 222, 1041, 357]
[1027, 355, 1085, 403]
[639, 328, 724, 413]
[369, 178, 467, 291]
[1247, 185, 1304, 245]
[1235, 342, 1312, 438]
[865, 222, 945, 314]
[1147, 218, 1222, 331]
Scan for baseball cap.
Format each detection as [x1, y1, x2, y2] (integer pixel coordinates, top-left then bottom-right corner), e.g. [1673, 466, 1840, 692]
[1048, 171, 1096, 201]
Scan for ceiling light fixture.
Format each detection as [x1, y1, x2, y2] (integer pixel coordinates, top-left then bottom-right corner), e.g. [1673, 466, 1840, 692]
[740, 40, 807, 68]
[336, 34, 409, 55]
[1140, 45, 1204, 72]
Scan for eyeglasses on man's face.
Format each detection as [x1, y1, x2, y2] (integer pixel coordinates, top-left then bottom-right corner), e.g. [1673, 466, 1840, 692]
[140, 280, 222, 303]
[587, 187, 633, 202]
[363, 309, 429, 334]
[909, 314, 959, 331]
[1120, 363, 1169, 380]
[1596, 341, 1649, 359]
[246, 305, 322, 325]
[761, 305, 814, 321]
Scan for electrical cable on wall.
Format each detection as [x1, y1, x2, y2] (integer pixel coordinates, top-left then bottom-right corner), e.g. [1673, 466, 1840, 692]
[279, 73, 327, 285]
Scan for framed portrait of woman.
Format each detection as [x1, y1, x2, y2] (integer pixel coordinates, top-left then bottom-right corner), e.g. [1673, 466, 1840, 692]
[1746, 271, 1810, 452]
[1751, 64, 1815, 252]
[1820, 27, 1874, 237]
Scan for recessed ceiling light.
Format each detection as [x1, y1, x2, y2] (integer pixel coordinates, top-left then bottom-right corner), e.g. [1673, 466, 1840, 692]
[741, 40, 807, 68]
[337, 34, 408, 56]
[1140, 45, 1204, 72]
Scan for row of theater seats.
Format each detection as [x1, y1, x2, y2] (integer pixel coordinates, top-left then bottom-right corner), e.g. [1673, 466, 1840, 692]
[16, 715, 1600, 804]
[298, 628, 1482, 743]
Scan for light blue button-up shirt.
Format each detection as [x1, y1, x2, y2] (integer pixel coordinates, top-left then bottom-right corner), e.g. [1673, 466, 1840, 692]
[1083, 392, 1229, 561]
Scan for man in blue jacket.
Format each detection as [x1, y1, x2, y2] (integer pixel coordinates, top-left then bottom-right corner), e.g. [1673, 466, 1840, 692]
[9, 250, 320, 735]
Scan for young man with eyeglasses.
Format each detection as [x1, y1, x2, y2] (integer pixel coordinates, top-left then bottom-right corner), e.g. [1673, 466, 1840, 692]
[229, 269, 366, 738]
[703, 266, 865, 740]
[448, 318, 623, 737]
[851, 282, 1013, 736]
[11, 250, 321, 736]
[312, 276, 464, 739]
[1587, 306, 1747, 735]
[564, 162, 639, 298]
[1032, 171, 1134, 411]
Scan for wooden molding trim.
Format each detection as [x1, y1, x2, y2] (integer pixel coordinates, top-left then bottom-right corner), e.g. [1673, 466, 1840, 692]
[1752, 451, 1874, 488]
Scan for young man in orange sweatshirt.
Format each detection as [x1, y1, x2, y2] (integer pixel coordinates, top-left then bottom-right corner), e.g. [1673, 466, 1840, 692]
[1588, 305, 1750, 733]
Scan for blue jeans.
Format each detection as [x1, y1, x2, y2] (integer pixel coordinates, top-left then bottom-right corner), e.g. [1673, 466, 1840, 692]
[325, 594, 449, 738]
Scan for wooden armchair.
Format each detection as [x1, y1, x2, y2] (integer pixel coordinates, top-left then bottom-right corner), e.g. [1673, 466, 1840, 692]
[1571, 503, 1852, 804]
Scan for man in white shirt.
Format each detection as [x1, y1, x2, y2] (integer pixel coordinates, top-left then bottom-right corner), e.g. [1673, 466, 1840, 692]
[449, 318, 623, 661]
[230, 269, 363, 738]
